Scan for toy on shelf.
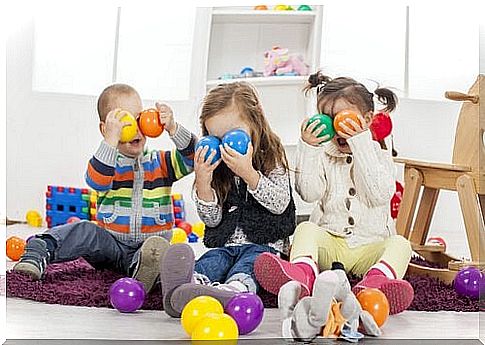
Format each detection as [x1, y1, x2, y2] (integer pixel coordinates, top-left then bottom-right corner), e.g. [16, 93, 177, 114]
[109, 277, 146, 313]
[46, 186, 90, 228]
[253, 5, 268, 10]
[6, 236, 26, 261]
[25, 210, 43, 227]
[138, 108, 164, 138]
[218, 68, 264, 81]
[263, 46, 309, 77]
[298, 5, 312, 11]
[274, 5, 294, 11]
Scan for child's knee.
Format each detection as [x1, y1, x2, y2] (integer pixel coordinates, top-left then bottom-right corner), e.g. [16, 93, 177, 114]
[387, 235, 412, 255]
[295, 221, 321, 238]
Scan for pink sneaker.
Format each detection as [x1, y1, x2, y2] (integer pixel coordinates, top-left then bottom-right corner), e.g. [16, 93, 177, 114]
[352, 275, 414, 315]
[254, 253, 312, 298]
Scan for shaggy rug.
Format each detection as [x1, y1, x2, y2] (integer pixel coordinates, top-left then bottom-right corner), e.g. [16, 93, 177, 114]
[6, 257, 479, 312]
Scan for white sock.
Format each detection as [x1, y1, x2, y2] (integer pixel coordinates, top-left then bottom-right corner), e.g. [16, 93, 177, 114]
[227, 280, 249, 292]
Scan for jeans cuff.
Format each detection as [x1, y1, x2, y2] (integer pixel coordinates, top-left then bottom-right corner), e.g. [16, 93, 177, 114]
[226, 273, 257, 293]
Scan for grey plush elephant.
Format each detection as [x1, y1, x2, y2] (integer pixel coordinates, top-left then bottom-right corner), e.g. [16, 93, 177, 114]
[278, 262, 382, 343]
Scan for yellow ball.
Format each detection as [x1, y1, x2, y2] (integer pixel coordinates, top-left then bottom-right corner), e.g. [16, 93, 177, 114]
[119, 111, 138, 142]
[26, 210, 42, 227]
[171, 228, 188, 244]
[181, 296, 224, 336]
[274, 4, 289, 10]
[191, 313, 239, 342]
[192, 221, 205, 238]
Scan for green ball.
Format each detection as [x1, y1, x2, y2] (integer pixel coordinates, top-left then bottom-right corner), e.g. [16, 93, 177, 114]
[298, 5, 312, 11]
[306, 114, 335, 142]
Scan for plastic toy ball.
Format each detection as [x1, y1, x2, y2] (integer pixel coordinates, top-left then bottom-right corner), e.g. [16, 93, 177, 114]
[67, 216, 81, 224]
[181, 296, 224, 336]
[109, 277, 146, 313]
[274, 4, 289, 11]
[454, 267, 483, 299]
[356, 288, 390, 327]
[177, 221, 192, 236]
[138, 108, 164, 138]
[298, 5, 312, 11]
[192, 221, 205, 238]
[225, 292, 264, 335]
[222, 129, 251, 155]
[191, 313, 239, 342]
[6, 236, 26, 261]
[306, 114, 335, 142]
[195, 136, 222, 164]
[26, 210, 42, 227]
[370, 112, 393, 141]
[426, 237, 447, 251]
[254, 5, 268, 10]
[334, 110, 363, 134]
[171, 228, 188, 244]
[119, 111, 138, 142]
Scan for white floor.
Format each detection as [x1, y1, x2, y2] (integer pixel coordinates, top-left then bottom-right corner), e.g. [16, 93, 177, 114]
[4, 224, 483, 341]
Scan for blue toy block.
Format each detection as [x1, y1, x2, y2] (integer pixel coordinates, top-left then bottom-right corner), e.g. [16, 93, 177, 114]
[46, 185, 90, 228]
[173, 200, 184, 208]
[188, 233, 198, 243]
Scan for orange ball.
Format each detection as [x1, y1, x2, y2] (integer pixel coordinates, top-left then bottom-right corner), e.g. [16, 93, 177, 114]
[6, 236, 26, 261]
[254, 5, 268, 10]
[138, 109, 164, 138]
[356, 288, 390, 327]
[333, 110, 362, 134]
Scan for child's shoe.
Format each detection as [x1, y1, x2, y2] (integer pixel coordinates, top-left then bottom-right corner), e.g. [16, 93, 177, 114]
[160, 244, 195, 317]
[12, 238, 49, 280]
[254, 253, 315, 298]
[131, 236, 170, 293]
[352, 275, 414, 314]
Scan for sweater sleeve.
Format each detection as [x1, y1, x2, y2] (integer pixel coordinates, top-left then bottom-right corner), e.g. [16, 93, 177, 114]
[85, 141, 117, 192]
[247, 166, 291, 215]
[347, 130, 396, 207]
[192, 188, 223, 227]
[159, 123, 196, 182]
[294, 138, 328, 203]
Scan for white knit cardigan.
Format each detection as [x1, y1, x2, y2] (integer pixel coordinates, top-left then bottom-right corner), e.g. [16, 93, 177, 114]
[295, 130, 396, 248]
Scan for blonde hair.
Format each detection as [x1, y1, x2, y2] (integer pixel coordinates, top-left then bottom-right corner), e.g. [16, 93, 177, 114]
[200, 82, 288, 203]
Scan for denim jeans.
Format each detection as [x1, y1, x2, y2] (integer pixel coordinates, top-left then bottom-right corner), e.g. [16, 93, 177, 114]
[40, 221, 144, 275]
[194, 244, 277, 292]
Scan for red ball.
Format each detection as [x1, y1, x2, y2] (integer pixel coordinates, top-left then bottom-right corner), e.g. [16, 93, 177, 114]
[175, 219, 183, 226]
[67, 216, 81, 224]
[370, 113, 393, 141]
[178, 221, 192, 235]
[390, 194, 402, 219]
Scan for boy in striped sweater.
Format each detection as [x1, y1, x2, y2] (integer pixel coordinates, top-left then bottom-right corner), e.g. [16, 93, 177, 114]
[14, 84, 196, 293]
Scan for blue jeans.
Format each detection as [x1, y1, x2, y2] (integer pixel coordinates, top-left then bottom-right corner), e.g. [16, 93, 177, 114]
[40, 221, 143, 275]
[194, 244, 276, 293]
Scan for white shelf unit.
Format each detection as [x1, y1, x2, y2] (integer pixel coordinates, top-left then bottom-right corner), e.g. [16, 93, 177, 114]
[195, 6, 323, 215]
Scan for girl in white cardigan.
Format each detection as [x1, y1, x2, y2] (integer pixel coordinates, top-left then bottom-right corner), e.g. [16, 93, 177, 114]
[255, 72, 413, 315]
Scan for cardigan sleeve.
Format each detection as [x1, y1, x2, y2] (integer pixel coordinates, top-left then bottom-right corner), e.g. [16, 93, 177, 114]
[294, 139, 328, 203]
[192, 188, 223, 227]
[347, 130, 396, 207]
[85, 141, 117, 192]
[247, 165, 290, 215]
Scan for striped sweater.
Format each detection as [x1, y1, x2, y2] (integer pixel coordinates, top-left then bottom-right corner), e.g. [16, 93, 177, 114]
[85, 124, 196, 244]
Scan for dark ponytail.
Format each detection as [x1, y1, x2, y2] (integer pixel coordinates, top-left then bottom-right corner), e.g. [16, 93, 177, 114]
[304, 71, 332, 96]
[374, 87, 398, 113]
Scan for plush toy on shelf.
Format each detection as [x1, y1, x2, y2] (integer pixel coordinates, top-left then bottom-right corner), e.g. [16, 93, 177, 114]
[263, 46, 309, 77]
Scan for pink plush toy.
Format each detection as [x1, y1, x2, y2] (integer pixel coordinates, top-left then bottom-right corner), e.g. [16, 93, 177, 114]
[263, 46, 309, 77]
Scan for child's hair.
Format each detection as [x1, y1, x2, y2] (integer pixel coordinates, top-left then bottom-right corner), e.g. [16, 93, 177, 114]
[200, 81, 289, 203]
[97, 84, 140, 121]
[304, 71, 398, 155]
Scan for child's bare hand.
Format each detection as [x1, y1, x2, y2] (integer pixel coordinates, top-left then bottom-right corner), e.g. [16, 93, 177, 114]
[194, 146, 221, 201]
[103, 109, 133, 147]
[156, 102, 176, 136]
[220, 142, 257, 183]
[336, 113, 369, 139]
[300, 117, 330, 146]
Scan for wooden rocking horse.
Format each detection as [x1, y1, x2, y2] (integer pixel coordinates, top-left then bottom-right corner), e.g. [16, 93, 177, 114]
[395, 74, 484, 284]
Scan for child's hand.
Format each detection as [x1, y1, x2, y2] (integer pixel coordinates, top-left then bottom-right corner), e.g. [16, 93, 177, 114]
[220, 143, 260, 189]
[336, 113, 369, 139]
[194, 145, 221, 200]
[300, 117, 330, 146]
[155, 102, 177, 136]
[103, 108, 133, 147]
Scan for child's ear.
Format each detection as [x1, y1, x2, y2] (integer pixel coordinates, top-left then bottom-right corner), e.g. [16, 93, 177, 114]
[364, 111, 373, 125]
[99, 122, 106, 136]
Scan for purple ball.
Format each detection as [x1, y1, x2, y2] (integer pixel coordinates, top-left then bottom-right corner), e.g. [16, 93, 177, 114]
[109, 277, 146, 313]
[225, 292, 264, 335]
[454, 267, 484, 299]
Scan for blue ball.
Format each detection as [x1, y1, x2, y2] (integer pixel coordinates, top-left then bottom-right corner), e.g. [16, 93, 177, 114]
[222, 129, 251, 155]
[195, 136, 221, 164]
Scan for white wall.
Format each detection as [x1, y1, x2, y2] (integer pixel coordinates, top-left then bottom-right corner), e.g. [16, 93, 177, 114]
[7, 12, 477, 259]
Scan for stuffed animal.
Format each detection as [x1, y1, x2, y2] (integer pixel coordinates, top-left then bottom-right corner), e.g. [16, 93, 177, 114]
[278, 262, 381, 343]
[263, 46, 309, 77]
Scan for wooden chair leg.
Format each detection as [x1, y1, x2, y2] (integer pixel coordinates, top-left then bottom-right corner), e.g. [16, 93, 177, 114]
[456, 175, 485, 262]
[410, 187, 440, 245]
[396, 167, 423, 239]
